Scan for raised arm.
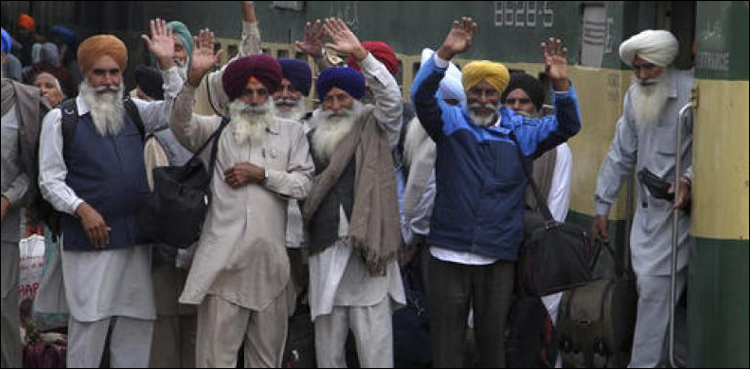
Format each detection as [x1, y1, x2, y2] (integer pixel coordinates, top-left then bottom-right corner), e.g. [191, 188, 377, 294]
[240, 1, 262, 56]
[322, 18, 403, 146]
[411, 17, 477, 142]
[508, 37, 581, 157]
[171, 29, 226, 152]
[137, 18, 184, 133]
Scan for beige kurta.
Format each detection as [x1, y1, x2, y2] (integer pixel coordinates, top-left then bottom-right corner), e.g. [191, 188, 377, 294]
[172, 85, 315, 311]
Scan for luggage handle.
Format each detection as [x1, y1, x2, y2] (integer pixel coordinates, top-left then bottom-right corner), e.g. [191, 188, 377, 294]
[669, 102, 694, 369]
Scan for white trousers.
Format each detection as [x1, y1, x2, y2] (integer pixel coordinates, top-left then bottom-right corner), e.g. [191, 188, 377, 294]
[314, 297, 394, 368]
[628, 271, 687, 368]
[67, 316, 154, 368]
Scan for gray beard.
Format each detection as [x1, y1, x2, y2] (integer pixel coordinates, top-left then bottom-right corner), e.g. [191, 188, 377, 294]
[630, 77, 669, 128]
[229, 99, 276, 146]
[469, 102, 500, 128]
[311, 101, 363, 164]
[275, 96, 308, 122]
[79, 80, 125, 137]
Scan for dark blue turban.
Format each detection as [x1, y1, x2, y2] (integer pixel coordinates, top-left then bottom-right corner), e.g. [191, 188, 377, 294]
[316, 67, 365, 100]
[278, 58, 312, 96]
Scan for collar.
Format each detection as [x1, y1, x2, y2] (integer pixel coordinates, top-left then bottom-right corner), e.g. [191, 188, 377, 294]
[75, 95, 90, 116]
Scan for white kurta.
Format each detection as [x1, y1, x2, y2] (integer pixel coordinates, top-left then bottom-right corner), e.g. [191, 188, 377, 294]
[171, 86, 315, 312]
[37, 67, 183, 322]
[594, 68, 693, 277]
[307, 53, 407, 321]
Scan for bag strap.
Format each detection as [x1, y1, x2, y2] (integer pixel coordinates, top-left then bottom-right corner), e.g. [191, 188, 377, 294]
[206, 117, 230, 185]
[508, 132, 556, 223]
[60, 97, 146, 151]
[60, 99, 78, 158]
[123, 97, 145, 141]
[590, 239, 625, 277]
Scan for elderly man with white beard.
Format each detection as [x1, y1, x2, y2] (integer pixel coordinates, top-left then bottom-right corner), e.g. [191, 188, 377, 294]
[37, 22, 183, 368]
[591, 29, 693, 368]
[300, 18, 406, 368]
[411, 18, 581, 367]
[170, 31, 314, 368]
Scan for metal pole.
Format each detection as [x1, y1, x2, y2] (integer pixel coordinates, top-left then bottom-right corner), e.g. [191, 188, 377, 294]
[669, 102, 694, 369]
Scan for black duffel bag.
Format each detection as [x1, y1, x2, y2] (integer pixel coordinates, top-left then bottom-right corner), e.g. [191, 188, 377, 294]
[511, 134, 593, 296]
[139, 119, 229, 248]
[518, 210, 593, 296]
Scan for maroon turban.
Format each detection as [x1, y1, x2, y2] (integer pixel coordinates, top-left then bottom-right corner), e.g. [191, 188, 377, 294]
[222, 54, 283, 101]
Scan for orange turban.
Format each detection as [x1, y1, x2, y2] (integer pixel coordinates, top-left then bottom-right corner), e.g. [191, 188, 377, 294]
[77, 35, 128, 75]
[17, 14, 35, 32]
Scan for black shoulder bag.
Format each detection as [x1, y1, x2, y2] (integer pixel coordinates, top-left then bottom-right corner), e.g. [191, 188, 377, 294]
[139, 118, 229, 248]
[511, 134, 593, 296]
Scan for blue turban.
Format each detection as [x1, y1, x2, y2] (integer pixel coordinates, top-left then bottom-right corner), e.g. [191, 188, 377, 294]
[167, 21, 193, 65]
[278, 58, 312, 95]
[49, 25, 78, 46]
[1, 28, 10, 54]
[316, 67, 366, 100]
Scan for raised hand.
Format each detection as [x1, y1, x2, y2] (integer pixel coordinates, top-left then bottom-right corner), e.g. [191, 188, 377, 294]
[295, 20, 325, 58]
[322, 18, 368, 62]
[188, 28, 224, 87]
[141, 18, 175, 70]
[437, 17, 477, 60]
[541, 37, 570, 91]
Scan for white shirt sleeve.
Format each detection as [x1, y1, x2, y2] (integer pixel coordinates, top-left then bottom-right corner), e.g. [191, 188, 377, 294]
[547, 143, 572, 223]
[38, 108, 83, 216]
[132, 67, 183, 133]
[358, 53, 404, 147]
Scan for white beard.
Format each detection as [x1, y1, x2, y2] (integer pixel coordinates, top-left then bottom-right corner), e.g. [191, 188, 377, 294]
[468, 102, 500, 128]
[79, 80, 125, 137]
[311, 101, 363, 164]
[630, 77, 669, 128]
[174, 59, 189, 82]
[275, 96, 308, 122]
[229, 99, 277, 146]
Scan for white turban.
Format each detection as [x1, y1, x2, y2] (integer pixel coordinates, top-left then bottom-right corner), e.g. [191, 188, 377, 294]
[619, 30, 679, 67]
[421, 48, 466, 104]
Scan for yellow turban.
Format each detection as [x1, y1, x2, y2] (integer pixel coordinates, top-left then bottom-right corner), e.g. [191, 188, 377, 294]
[462, 61, 510, 94]
[77, 35, 128, 75]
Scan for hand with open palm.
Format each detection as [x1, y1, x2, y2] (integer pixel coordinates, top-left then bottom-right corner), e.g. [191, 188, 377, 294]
[322, 18, 368, 62]
[542, 37, 570, 91]
[295, 20, 325, 58]
[437, 17, 477, 60]
[187, 29, 224, 87]
[141, 18, 175, 70]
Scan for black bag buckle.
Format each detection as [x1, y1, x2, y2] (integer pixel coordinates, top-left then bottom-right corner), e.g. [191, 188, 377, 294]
[637, 168, 674, 201]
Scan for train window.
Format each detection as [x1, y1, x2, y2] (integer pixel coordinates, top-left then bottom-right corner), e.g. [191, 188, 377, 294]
[278, 49, 290, 58]
[580, 5, 607, 68]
